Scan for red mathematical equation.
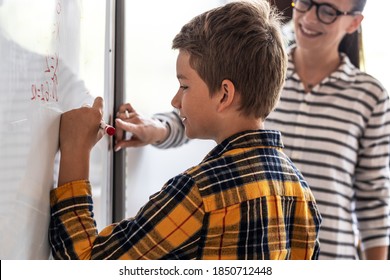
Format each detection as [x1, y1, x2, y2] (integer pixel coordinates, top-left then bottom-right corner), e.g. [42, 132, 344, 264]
[31, 0, 62, 103]
[31, 54, 59, 102]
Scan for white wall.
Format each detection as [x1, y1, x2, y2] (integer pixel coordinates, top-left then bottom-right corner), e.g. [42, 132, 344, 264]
[124, 0, 225, 217]
[362, 0, 390, 92]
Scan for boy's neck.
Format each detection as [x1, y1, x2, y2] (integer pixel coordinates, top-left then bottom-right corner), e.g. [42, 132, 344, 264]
[214, 117, 264, 144]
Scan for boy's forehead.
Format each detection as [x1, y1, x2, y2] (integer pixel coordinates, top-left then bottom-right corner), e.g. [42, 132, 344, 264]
[176, 51, 204, 83]
[177, 50, 191, 61]
[176, 51, 192, 74]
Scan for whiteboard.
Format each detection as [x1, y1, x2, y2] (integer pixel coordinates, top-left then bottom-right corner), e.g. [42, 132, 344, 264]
[0, 0, 115, 259]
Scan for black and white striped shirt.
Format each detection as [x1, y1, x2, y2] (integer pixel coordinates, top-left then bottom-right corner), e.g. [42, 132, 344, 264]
[266, 48, 390, 259]
[153, 109, 189, 149]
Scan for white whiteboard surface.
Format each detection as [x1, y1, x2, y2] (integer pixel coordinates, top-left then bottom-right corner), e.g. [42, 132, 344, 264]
[0, 0, 114, 259]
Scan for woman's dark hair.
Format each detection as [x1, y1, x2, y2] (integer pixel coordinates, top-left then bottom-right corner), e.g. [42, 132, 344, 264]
[339, 28, 363, 69]
[339, 0, 367, 69]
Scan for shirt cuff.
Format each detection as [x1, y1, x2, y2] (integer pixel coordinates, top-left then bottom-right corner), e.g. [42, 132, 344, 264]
[50, 179, 92, 207]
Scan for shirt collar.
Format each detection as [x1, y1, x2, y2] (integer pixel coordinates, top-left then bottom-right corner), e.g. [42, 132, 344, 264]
[203, 130, 284, 162]
[286, 45, 357, 85]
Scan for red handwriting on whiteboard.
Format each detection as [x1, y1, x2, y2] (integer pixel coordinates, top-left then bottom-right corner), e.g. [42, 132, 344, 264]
[31, 0, 62, 103]
[31, 54, 59, 102]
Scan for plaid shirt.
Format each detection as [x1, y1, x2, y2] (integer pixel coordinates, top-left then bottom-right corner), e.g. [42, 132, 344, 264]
[49, 130, 322, 259]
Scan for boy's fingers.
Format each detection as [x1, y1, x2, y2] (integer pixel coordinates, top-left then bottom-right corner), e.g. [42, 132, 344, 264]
[92, 96, 104, 113]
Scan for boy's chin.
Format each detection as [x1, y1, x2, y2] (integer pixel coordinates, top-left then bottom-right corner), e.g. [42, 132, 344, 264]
[185, 129, 201, 140]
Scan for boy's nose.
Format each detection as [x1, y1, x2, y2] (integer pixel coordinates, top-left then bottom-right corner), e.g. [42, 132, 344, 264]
[171, 90, 182, 109]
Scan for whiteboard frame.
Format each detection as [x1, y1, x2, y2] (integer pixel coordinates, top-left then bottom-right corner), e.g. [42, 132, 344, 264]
[104, 0, 117, 224]
[112, 0, 126, 222]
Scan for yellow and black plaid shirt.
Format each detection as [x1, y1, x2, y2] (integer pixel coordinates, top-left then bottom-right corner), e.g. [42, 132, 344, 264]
[50, 130, 322, 259]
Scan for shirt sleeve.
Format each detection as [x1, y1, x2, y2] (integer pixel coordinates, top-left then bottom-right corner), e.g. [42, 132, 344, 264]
[49, 177, 205, 259]
[354, 88, 390, 251]
[152, 109, 189, 149]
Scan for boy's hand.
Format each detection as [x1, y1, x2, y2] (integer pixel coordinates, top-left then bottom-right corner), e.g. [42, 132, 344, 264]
[59, 97, 104, 155]
[57, 96, 104, 186]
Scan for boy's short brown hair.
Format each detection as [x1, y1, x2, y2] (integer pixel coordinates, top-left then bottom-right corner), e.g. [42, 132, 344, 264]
[172, 0, 287, 119]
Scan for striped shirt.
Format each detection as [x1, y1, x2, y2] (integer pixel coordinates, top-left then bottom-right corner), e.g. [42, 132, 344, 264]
[153, 109, 189, 149]
[49, 130, 322, 260]
[266, 48, 390, 259]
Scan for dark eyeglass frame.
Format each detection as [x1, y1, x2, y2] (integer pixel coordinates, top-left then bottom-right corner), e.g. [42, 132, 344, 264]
[291, 0, 362, 24]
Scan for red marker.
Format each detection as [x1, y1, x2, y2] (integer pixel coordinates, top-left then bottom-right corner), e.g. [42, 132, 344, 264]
[100, 121, 115, 136]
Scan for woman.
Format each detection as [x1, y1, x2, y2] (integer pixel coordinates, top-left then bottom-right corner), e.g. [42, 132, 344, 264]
[266, 0, 390, 259]
[115, 0, 390, 260]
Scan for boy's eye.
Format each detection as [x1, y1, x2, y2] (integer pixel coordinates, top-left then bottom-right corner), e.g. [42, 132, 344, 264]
[180, 85, 188, 90]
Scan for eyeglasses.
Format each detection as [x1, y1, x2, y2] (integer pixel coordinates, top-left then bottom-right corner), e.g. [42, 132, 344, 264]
[291, 0, 361, 24]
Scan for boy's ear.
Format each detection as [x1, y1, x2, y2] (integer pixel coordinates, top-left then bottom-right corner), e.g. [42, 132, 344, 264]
[217, 79, 235, 113]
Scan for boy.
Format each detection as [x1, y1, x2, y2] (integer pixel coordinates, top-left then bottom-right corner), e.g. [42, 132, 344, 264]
[50, 0, 322, 259]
